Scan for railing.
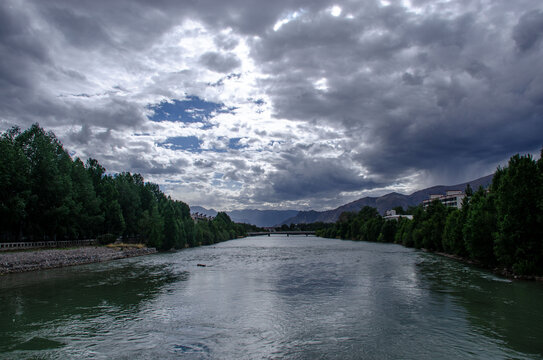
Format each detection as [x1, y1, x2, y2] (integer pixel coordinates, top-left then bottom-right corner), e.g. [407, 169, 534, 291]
[0, 239, 98, 251]
[247, 231, 316, 236]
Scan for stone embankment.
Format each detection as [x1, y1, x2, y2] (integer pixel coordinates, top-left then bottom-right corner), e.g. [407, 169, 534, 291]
[0, 246, 157, 275]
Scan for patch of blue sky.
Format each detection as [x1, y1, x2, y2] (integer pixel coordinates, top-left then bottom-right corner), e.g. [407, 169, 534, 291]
[148, 96, 236, 124]
[228, 137, 248, 150]
[159, 136, 202, 152]
[224, 180, 242, 189]
[211, 173, 223, 186]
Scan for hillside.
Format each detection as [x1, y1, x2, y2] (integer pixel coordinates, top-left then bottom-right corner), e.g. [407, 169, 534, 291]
[190, 174, 494, 227]
[280, 174, 494, 225]
[228, 209, 299, 227]
[189, 206, 298, 227]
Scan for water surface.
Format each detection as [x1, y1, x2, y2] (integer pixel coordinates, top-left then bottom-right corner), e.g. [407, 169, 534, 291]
[1, 236, 542, 359]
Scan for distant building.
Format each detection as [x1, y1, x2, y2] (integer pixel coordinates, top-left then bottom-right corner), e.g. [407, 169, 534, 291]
[191, 212, 214, 222]
[422, 190, 466, 209]
[383, 209, 413, 221]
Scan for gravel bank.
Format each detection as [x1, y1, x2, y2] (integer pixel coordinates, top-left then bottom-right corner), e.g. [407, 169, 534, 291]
[0, 246, 157, 275]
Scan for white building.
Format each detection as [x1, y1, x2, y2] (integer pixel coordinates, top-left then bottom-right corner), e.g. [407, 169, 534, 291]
[422, 190, 466, 209]
[383, 209, 413, 221]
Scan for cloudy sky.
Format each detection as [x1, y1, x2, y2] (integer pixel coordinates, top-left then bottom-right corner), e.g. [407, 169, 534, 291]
[1, 0, 542, 211]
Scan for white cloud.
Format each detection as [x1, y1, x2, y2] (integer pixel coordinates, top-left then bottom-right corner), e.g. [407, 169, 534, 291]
[1, 0, 542, 212]
[273, 11, 303, 32]
[330, 5, 342, 17]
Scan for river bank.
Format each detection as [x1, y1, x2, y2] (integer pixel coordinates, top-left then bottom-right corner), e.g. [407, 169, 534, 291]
[433, 250, 543, 282]
[0, 246, 157, 275]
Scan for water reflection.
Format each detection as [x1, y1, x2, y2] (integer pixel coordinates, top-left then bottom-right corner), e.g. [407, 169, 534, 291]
[1, 237, 542, 359]
[0, 259, 187, 356]
[416, 254, 543, 358]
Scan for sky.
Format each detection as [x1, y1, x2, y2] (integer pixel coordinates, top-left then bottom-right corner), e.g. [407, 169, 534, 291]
[1, 0, 542, 211]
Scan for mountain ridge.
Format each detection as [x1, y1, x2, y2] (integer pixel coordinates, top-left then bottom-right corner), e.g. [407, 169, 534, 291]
[279, 174, 494, 225]
[190, 174, 494, 227]
[189, 206, 298, 227]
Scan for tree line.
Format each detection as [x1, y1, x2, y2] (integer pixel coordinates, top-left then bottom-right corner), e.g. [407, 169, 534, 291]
[277, 222, 336, 232]
[0, 124, 250, 250]
[317, 150, 543, 276]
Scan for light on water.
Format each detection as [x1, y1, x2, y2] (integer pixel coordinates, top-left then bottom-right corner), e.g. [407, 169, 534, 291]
[1, 236, 543, 359]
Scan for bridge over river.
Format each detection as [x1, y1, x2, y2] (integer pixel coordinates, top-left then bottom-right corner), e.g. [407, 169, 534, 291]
[247, 231, 316, 237]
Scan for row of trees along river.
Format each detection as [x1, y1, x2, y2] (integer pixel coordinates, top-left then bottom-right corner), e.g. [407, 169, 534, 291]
[0, 124, 259, 250]
[317, 150, 543, 277]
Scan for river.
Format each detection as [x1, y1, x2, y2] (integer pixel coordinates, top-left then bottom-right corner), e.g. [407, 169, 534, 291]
[1, 235, 542, 359]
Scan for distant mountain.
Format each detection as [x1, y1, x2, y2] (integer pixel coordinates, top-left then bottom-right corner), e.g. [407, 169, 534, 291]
[189, 206, 298, 227]
[227, 209, 299, 227]
[190, 206, 218, 217]
[191, 174, 494, 227]
[280, 174, 494, 225]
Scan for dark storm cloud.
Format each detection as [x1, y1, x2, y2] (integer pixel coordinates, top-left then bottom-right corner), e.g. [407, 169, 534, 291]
[249, 1, 543, 187]
[252, 146, 380, 203]
[213, 33, 239, 50]
[67, 98, 147, 129]
[2, 0, 543, 209]
[0, 3, 51, 117]
[193, 159, 215, 168]
[228, 159, 248, 170]
[35, 0, 188, 52]
[68, 124, 93, 145]
[199, 52, 241, 73]
[184, 0, 332, 35]
[255, 159, 378, 202]
[402, 72, 424, 86]
[42, 5, 114, 49]
[513, 10, 543, 52]
[126, 155, 188, 175]
[0, 1, 148, 131]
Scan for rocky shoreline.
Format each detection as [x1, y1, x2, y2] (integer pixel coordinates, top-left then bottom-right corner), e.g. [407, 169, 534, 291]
[0, 246, 157, 275]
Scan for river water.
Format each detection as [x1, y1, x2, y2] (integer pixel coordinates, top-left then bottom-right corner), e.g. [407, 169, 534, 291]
[1, 236, 542, 359]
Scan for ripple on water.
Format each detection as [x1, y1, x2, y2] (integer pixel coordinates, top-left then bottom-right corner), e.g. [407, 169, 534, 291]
[1, 236, 543, 359]
[13, 336, 64, 351]
[172, 342, 210, 356]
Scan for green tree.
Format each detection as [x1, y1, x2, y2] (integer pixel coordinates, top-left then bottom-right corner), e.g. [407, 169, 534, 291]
[378, 219, 397, 243]
[396, 218, 414, 247]
[161, 202, 179, 250]
[70, 158, 103, 238]
[493, 154, 543, 274]
[0, 127, 30, 241]
[138, 204, 163, 249]
[115, 172, 143, 239]
[442, 210, 466, 256]
[418, 200, 447, 251]
[99, 176, 125, 236]
[17, 124, 74, 240]
[463, 188, 496, 264]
